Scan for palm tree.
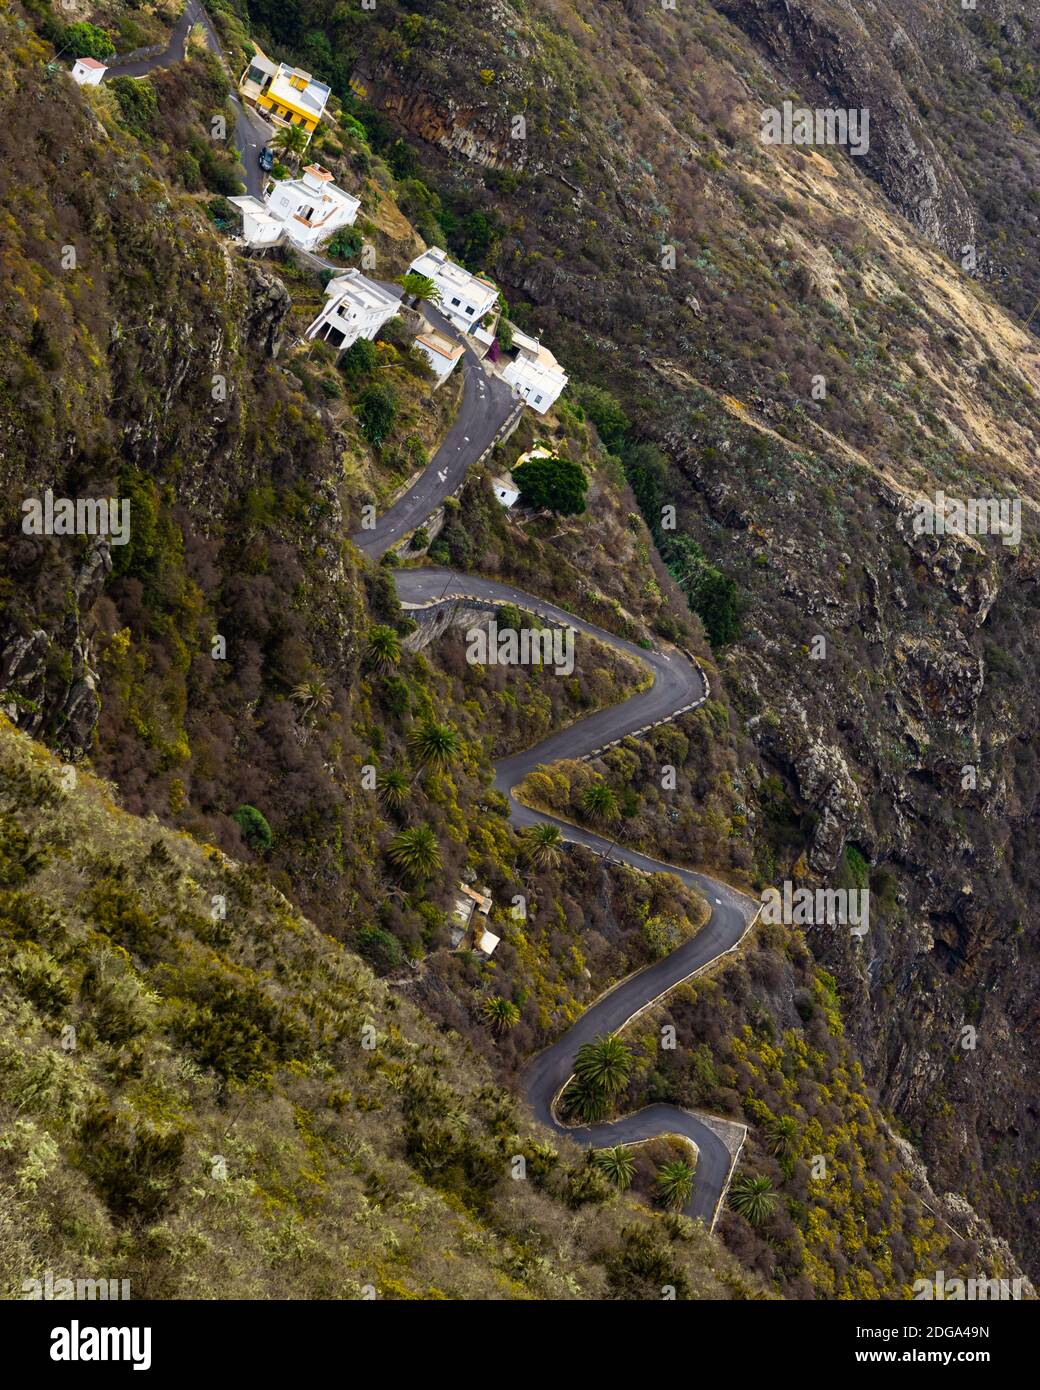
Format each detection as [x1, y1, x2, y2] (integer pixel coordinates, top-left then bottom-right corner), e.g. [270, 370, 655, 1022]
[481, 996, 521, 1032]
[573, 1033, 632, 1097]
[364, 625, 402, 673]
[386, 825, 441, 882]
[594, 1144, 636, 1191]
[377, 768, 409, 816]
[408, 718, 461, 781]
[729, 1173, 777, 1227]
[655, 1158, 696, 1210]
[399, 271, 440, 306]
[581, 780, 620, 826]
[522, 821, 563, 870]
[291, 677, 332, 719]
[562, 1078, 611, 1123]
[272, 122, 309, 168]
[767, 1115, 799, 1160]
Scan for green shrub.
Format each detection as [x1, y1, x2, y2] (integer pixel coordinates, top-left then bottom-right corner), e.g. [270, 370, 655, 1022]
[232, 805, 273, 854]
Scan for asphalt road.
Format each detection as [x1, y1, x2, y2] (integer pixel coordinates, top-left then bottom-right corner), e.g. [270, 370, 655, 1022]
[351, 310, 517, 558]
[107, 5, 757, 1226]
[394, 568, 759, 1224]
[104, 1, 270, 198]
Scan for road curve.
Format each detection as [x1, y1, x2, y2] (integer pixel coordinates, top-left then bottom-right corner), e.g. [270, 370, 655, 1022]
[105, 1, 270, 198]
[394, 568, 759, 1224]
[351, 309, 517, 559]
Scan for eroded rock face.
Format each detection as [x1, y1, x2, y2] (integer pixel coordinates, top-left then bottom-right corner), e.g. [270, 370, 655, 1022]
[715, 0, 977, 257]
[243, 262, 292, 358]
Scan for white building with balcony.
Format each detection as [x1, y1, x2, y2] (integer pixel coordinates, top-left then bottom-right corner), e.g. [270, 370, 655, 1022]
[502, 328, 568, 414]
[263, 164, 360, 251]
[305, 270, 401, 353]
[407, 246, 498, 336]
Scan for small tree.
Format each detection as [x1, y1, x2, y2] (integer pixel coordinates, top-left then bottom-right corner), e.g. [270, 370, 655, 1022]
[355, 383, 398, 446]
[232, 804, 273, 854]
[729, 1173, 778, 1227]
[595, 1144, 636, 1190]
[511, 454, 587, 515]
[522, 822, 563, 869]
[339, 336, 379, 387]
[399, 271, 440, 305]
[386, 825, 441, 882]
[272, 123, 309, 167]
[655, 1158, 696, 1210]
[482, 996, 521, 1032]
[65, 21, 115, 60]
[364, 624, 402, 673]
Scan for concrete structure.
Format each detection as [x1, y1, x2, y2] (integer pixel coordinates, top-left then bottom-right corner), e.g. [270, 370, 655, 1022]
[415, 328, 464, 386]
[71, 58, 107, 86]
[449, 884, 494, 950]
[475, 928, 501, 957]
[492, 477, 520, 508]
[305, 270, 401, 353]
[239, 50, 329, 143]
[502, 328, 568, 414]
[408, 246, 498, 336]
[228, 195, 285, 248]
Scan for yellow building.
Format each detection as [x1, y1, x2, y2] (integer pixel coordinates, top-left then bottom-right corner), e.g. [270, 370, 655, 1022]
[239, 50, 331, 142]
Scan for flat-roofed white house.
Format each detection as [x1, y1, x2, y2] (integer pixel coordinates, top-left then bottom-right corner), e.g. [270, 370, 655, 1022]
[262, 164, 360, 251]
[415, 328, 464, 386]
[305, 270, 401, 353]
[71, 57, 107, 85]
[408, 247, 498, 336]
[239, 50, 329, 143]
[502, 328, 568, 414]
[228, 195, 286, 247]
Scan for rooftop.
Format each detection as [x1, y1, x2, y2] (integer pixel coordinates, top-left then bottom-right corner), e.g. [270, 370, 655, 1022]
[267, 62, 331, 118]
[416, 330, 464, 362]
[325, 269, 402, 314]
[411, 247, 497, 299]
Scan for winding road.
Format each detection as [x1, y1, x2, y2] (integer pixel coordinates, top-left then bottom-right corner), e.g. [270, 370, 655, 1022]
[394, 569, 760, 1226]
[351, 311, 517, 558]
[105, 1, 271, 198]
[109, 2, 758, 1229]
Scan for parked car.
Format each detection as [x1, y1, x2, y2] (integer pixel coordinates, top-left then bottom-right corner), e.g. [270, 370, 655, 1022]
[258, 146, 273, 172]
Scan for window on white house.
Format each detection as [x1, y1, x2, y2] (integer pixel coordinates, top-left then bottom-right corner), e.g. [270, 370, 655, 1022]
[465, 305, 474, 314]
[450, 297, 461, 307]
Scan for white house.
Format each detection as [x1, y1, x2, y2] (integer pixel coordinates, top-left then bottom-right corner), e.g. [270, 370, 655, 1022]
[228, 195, 285, 248]
[71, 57, 107, 86]
[305, 270, 401, 352]
[475, 928, 501, 957]
[408, 247, 498, 336]
[415, 328, 464, 386]
[502, 328, 568, 414]
[261, 164, 360, 252]
[491, 476, 520, 509]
